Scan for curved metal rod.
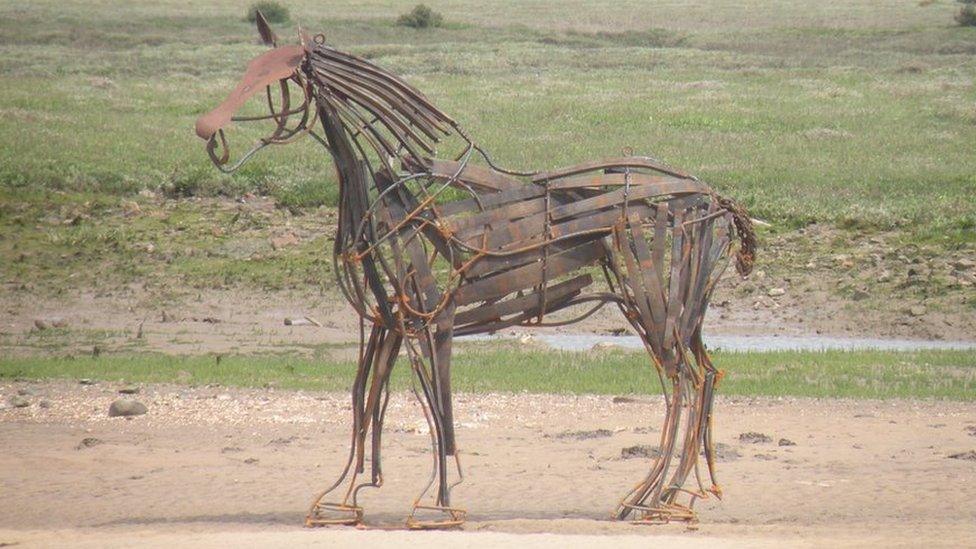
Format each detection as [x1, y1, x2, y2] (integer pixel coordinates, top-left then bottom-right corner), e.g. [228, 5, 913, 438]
[206, 77, 316, 174]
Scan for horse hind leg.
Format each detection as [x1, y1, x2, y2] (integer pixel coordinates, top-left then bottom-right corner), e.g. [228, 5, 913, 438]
[611, 203, 727, 523]
[305, 323, 401, 527]
[620, 344, 718, 524]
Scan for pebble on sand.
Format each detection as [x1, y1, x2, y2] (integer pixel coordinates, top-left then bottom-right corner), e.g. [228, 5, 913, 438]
[739, 432, 772, 444]
[621, 444, 660, 459]
[108, 399, 148, 418]
[76, 437, 103, 450]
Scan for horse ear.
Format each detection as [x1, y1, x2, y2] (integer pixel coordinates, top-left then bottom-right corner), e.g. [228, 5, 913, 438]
[254, 10, 278, 47]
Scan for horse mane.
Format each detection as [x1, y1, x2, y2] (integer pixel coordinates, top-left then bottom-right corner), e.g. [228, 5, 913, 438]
[307, 44, 463, 166]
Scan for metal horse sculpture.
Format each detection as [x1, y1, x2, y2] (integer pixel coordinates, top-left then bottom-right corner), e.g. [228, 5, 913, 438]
[195, 14, 756, 529]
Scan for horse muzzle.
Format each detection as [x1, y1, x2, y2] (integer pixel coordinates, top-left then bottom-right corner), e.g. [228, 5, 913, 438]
[195, 44, 306, 141]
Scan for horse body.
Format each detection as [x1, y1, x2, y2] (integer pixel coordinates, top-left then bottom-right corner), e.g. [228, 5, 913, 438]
[197, 20, 755, 528]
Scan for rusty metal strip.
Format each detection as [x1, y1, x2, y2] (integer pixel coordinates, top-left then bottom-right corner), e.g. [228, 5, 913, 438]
[547, 172, 693, 191]
[423, 159, 523, 193]
[472, 294, 580, 333]
[454, 241, 604, 306]
[533, 157, 693, 182]
[312, 66, 434, 157]
[615, 221, 658, 354]
[438, 184, 544, 218]
[628, 214, 668, 353]
[455, 181, 703, 244]
[467, 202, 655, 252]
[314, 45, 457, 127]
[195, 45, 306, 139]
[309, 56, 444, 140]
[455, 274, 592, 326]
[465, 234, 600, 279]
[661, 208, 686, 358]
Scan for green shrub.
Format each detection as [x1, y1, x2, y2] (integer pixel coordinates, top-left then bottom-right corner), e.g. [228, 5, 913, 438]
[956, 5, 976, 25]
[396, 4, 444, 28]
[245, 1, 290, 24]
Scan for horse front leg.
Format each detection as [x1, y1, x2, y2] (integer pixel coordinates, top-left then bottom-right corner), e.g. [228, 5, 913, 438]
[305, 321, 400, 527]
[404, 307, 466, 529]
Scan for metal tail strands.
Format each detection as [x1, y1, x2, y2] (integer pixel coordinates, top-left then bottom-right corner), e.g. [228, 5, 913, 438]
[196, 13, 757, 530]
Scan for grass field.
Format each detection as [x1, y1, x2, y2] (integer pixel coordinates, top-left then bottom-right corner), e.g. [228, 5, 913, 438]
[1, 0, 974, 234]
[2, 347, 974, 400]
[0, 1, 974, 345]
[0, 0, 973, 308]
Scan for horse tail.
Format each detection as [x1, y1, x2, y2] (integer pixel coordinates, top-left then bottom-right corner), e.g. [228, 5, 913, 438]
[715, 193, 757, 277]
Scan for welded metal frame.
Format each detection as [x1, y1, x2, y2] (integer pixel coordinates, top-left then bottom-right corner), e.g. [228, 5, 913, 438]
[197, 12, 757, 529]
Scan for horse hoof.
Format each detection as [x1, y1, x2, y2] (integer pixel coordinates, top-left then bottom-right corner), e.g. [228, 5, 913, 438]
[305, 502, 364, 527]
[406, 504, 466, 530]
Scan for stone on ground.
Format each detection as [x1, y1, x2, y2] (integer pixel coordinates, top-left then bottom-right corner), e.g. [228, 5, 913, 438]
[108, 399, 147, 417]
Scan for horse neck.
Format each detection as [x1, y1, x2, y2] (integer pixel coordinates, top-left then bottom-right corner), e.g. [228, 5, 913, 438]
[305, 45, 462, 174]
[317, 101, 375, 243]
[317, 95, 432, 227]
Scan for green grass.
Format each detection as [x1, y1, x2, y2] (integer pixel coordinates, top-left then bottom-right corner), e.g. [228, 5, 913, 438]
[2, 347, 974, 400]
[2, 3, 972, 403]
[0, 186, 335, 292]
[0, 0, 973, 313]
[0, 1, 973, 299]
[0, 0, 974, 235]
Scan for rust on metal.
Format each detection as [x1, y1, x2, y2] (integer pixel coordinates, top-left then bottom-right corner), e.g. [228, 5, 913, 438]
[194, 45, 307, 140]
[197, 12, 757, 530]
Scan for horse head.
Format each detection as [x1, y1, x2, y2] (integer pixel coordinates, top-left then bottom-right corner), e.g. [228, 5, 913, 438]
[194, 11, 316, 171]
